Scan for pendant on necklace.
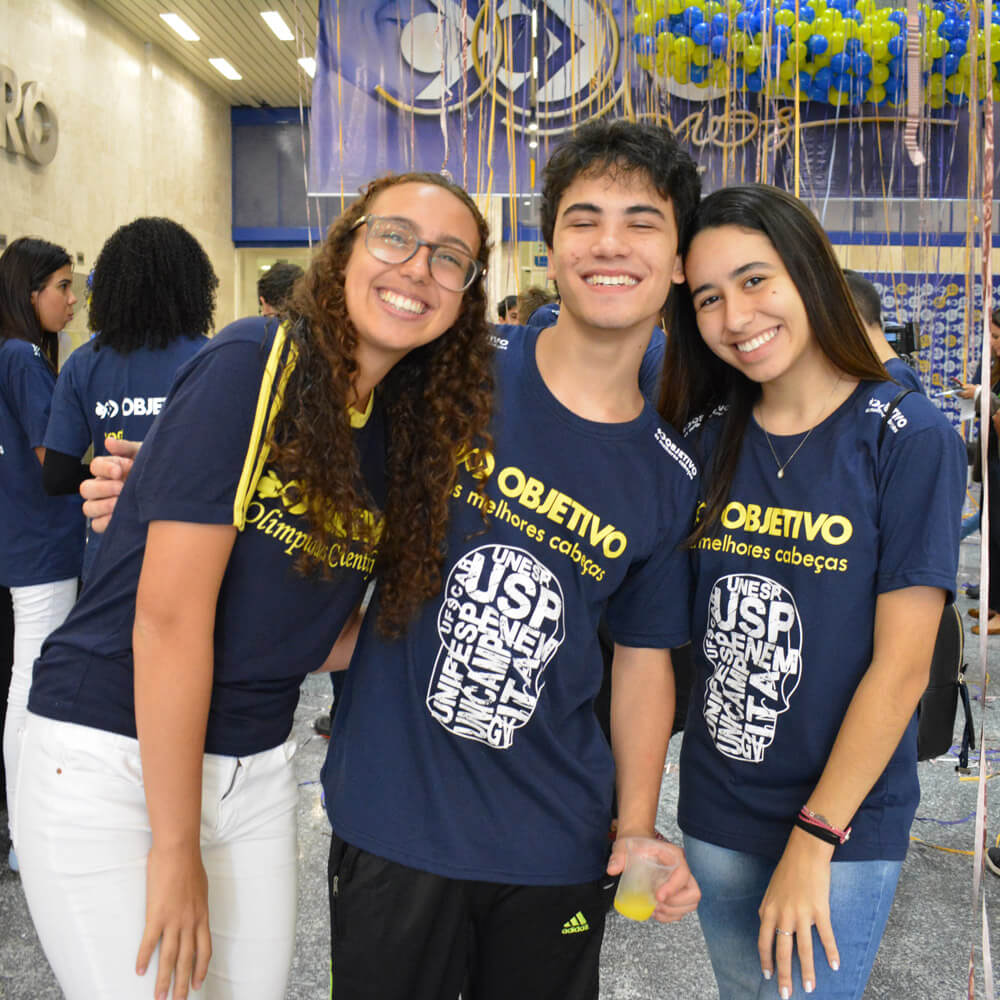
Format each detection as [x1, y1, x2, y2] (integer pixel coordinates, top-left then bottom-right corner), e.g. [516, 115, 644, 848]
[777, 469, 784, 479]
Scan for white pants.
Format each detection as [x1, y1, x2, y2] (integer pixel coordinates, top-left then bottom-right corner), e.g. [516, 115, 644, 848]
[4, 578, 77, 842]
[16, 714, 299, 1000]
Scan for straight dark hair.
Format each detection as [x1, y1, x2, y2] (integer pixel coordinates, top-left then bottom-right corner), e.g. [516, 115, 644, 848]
[660, 184, 888, 541]
[0, 237, 72, 368]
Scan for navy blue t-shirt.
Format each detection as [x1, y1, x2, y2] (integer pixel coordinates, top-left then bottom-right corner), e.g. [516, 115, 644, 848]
[885, 357, 924, 394]
[0, 339, 83, 586]
[492, 319, 666, 403]
[677, 381, 965, 862]
[44, 335, 209, 580]
[323, 323, 700, 885]
[30, 317, 385, 756]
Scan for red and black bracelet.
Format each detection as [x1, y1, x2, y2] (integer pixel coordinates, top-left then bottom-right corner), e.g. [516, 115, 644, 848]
[794, 806, 851, 846]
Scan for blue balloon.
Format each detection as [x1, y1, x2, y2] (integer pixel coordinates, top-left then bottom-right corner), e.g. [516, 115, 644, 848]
[692, 22, 711, 44]
[947, 89, 968, 105]
[711, 13, 730, 35]
[887, 35, 907, 58]
[939, 17, 957, 38]
[774, 24, 792, 46]
[683, 7, 704, 27]
[631, 34, 656, 55]
[689, 64, 710, 82]
[746, 69, 764, 91]
[889, 10, 908, 27]
[948, 36, 966, 58]
[943, 52, 960, 74]
[813, 65, 833, 90]
[832, 71, 853, 91]
[710, 34, 728, 55]
[750, 12, 763, 34]
[884, 77, 905, 99]
[845, 8, 864, 23]
[735, 11, 753, 32]
[828, 0, 849, 12]
[655, 18, 669, 33]
[887, 56, 906, 77]
[844, 38, 863, 58]
[799, 6, 816, 22]
[829, 53, 852, 74]
[851, 52, 873, 76]
[798, 69, 814, 88]
[733, 67, 746, 87]
[807, 34, 829, 57]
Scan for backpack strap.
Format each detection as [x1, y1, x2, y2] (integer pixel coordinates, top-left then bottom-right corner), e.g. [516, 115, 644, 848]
[877, 388, 916, 450]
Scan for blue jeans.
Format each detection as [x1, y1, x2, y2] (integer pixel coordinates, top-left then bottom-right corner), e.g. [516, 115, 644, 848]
[684, 835, 902, 999]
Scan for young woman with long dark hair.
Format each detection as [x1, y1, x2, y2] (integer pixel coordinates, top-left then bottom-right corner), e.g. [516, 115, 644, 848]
[0, 237, 83, 873]
[16, 172, 495, 1000]
[661, 184, 964, 1000]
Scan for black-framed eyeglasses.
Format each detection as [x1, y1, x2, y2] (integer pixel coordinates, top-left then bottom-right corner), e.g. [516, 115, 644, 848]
[352, 215, 481, 292]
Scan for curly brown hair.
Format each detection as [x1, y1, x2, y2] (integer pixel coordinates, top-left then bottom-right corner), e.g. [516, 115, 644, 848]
[270, 172, 495, 637]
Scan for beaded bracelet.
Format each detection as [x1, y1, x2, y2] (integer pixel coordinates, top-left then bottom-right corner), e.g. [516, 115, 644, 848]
[794, 806, 851, 846]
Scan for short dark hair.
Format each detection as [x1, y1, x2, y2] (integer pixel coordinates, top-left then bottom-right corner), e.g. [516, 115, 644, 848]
[89, 217, 217, 354]
[992, 306, 1000, 327]
[497, 294, 518, 319]
[540, 119, 702, 250]
[842, 269, 882, 328]
[258, 261, 304, 310]
[0, 236, 72, 367]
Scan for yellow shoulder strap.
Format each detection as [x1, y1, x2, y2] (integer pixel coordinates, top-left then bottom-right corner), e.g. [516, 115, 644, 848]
[232, 322, 299, 529]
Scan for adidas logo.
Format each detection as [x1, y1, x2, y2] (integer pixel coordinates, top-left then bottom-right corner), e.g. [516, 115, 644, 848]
[561, 911, 590, 935]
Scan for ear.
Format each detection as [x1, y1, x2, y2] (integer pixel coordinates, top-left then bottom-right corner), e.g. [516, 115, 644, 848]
[546, 246, 555, 282]
[671, 255, 685, 285]
[30, 289, 39, 306]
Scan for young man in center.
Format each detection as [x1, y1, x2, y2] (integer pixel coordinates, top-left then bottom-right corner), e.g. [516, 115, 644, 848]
[322, 119, 704, 1000]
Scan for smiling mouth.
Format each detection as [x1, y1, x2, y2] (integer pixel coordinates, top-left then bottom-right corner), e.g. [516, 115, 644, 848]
[378, 289, 427, 315]
[736, 328, 778, 353]
[584, 274, 638, 287]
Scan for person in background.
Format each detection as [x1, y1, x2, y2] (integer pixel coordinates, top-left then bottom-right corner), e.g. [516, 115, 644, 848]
[258, 261, 304, 317]
[17, 172, 494, 1000]
[842, 270, 923, 394]
[959, 308, 1000, 635]
[662, 184, 963, 1000]
[516, 285, 557, 327]
[42, 217, 216, 583]
[496, 292, 519, 323]
[0, 237, 84, 874]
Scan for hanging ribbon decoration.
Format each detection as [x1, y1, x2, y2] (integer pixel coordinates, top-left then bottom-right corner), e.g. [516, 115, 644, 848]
[903, 0, 925, 166]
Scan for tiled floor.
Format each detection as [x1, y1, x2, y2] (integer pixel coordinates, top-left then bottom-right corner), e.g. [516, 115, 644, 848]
[1, 532, 998, 998]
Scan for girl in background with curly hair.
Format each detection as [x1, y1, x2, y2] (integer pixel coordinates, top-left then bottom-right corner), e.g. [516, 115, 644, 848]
[42, 216, 216, 582]
[0, 237, 83, 875]
[16, 172, 494, 1000]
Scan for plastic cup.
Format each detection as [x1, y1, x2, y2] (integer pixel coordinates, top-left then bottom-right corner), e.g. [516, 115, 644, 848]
[613, 837, 677, 922]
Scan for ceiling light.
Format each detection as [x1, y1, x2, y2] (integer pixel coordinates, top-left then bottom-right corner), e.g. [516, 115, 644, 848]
[261, 11, 294, 41]
[160, 13, 199, 41]
[298, 57, 317, 78]
[527, 120, 539, 132]
[528, 139, 538, 149]
[209, 58, 242, 80]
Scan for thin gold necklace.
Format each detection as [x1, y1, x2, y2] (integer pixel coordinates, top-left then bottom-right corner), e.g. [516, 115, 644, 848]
[757, 376, 843, 480]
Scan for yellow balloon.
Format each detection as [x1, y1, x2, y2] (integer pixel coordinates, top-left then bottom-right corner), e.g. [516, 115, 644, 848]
[692, 44, 712, 66]
[731, 32, 749, 52]
[993, 80, 1000, 100]
[870, 62, 890, 84]
[927, 71, 944, 94]
[779, 58, 796, 79]
[884, 20, 900, 37]
[775, 9, 795, 27]
[927, 91, 946, 108]
[651, 0, 668, 18]
[704, 1, 725, 17]
[929, 9, 945, 27]
[638, 53, 655, 72]
[842, 20, 859, 40]
[633, 11, 656, 34]
[794, 21, 814, 41]
[872, 39, 889, 61]
[828, 87, 851, 104]
[827, 30, 846, 53]
[709, 61, 729, 85]
[744, 42, 763, 69]
[958, 53, 972, 77]
[945, 72, 966, 94]
[925, 36, 947, 59]
[827, 8, 844, 27]
[866, 83, 886, 102]
[810, 0, 828, 14]
[814, 52, 832, 68]
[728, 0, 743, 14]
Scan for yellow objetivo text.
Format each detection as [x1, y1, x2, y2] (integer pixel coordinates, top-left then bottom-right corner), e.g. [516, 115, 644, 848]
[697, 501, 855, 577]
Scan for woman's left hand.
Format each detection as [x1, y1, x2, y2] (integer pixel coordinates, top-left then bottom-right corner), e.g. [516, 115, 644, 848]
[757, 827, 839, 997]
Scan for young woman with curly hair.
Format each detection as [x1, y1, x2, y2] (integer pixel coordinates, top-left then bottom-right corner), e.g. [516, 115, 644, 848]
[0, 237, 83, 873]
[16, 172, 494, 1000]
[42, 216, 217, 581]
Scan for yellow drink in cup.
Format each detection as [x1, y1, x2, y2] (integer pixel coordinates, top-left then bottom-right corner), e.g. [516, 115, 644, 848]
[613, 837, 677, 923]
[613, 889, 657, 921]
